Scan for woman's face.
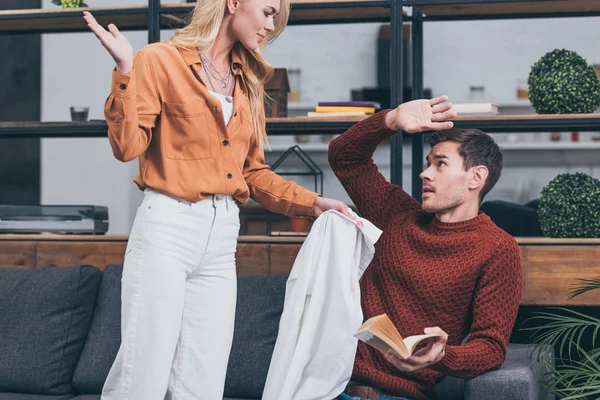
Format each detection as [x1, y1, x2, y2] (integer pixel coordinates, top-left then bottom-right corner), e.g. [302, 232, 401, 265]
[229, 0, 279, 51]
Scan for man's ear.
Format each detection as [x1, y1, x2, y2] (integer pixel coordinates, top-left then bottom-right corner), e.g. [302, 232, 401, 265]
[469, 165, 488, 192]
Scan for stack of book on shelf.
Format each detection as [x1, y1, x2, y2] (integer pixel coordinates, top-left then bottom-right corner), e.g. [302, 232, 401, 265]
[307, 101, 380, 118]
[451, 103, 499, 116]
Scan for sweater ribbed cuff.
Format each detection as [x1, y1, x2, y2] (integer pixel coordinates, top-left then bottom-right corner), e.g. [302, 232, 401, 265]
[431, 345, 461, 375]
[371, 109, 399, 140]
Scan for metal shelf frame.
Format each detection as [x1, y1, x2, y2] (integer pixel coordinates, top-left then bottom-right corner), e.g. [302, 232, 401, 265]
[0, 0, 405, 184]
[402, 0, 600, 200]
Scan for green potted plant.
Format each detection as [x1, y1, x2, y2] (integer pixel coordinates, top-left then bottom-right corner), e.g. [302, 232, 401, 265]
[523, 279, 600, 399]
[537, 172, 600, 238]
[528, 49, 600, 114]
[52, 0, 88, 8]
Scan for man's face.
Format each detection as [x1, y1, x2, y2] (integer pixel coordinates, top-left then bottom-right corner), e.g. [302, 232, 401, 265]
[420, 141, 471, 214]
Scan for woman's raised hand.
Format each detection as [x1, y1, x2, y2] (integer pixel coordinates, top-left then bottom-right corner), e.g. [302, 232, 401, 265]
[83, 11, 134, 73]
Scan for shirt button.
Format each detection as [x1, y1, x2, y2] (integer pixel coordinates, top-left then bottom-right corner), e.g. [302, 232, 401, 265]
[119, 83, 127, 90]
[227, 173, 233, 179]
[223, 139, 230, 146]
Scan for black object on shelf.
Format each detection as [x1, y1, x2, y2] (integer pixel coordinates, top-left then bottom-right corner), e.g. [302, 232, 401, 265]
[266, 145, 323, 236]
[351, 86, 433, 110]
[0, 205, 109, 234]
[480, 200, 543, 237]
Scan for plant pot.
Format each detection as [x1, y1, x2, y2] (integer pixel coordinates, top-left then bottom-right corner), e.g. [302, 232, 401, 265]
[288, 216, 309, 233]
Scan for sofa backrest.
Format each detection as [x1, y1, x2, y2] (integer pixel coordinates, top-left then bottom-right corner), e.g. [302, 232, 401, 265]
[0, 265, 101, 395]
[71, 265, 288, 398]
[224, 273, 288, 399]
[71, 264, 122, 394]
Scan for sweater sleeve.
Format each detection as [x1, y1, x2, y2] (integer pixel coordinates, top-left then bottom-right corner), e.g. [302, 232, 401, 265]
[328, 110, 421, 230]
[430, 236, 523, 378]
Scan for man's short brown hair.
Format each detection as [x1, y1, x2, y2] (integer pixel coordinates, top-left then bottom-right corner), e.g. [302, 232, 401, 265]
[428, 128, 503, 202]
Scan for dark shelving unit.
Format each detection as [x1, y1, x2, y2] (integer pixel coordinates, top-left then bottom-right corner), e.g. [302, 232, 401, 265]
[0, 0, 405, 185]
[0, 118, 368, 138]
[402, 0, 600, 200]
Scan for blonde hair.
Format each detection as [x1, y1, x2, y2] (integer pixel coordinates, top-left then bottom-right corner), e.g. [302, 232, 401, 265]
[170, 0, 291, 147]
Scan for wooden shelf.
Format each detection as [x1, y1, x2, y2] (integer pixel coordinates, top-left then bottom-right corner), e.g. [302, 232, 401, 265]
[1, 233, 598, 246]
[0, 1, 391, 34]
[161, 1, 390, 26]
[0, 118, 363, 138]
[403, 0, 600, 21]
[0, 6, 150, 34]
[0, 234, 129, 242]
[515, 237, 600, 245]
[451, 113, 600, 133]
[3, 114, 600, 138]
[1, 234, 598, 305]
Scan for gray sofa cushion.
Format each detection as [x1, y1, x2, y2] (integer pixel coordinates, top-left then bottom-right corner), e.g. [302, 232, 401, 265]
[67, 397, 256, 400]
[436, 375, 464, 400]
[72, 265, 122, 394]
[65, 397, 98, 400]
[223, 274, 288, 399]
[464, 343, 553, 400]
[0, 395, 75, 400]
[0, 266, 102, 395]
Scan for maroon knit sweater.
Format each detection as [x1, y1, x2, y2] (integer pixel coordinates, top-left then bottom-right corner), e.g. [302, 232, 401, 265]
[328, 110, 523, 400]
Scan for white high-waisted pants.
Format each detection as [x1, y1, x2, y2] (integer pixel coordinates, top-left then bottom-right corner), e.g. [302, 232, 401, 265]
[101, 189, 239, 400]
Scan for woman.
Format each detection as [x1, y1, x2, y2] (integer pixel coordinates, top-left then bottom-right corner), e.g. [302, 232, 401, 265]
[83, 0, 352, 397]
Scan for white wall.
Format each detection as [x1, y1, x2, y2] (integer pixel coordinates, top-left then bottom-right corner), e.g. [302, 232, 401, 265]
[422, 17, 600, 104]
[40, 2, 600, 233]
[41, 0, 185, 234]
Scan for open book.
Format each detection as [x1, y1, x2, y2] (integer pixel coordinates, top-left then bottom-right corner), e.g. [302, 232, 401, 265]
[354, 314, 443, 360]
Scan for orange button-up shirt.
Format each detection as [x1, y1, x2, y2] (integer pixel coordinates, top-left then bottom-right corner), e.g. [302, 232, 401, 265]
[104, 42, 318, 217]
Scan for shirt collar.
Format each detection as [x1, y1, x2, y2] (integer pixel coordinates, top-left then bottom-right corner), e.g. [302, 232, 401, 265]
[177, 44, 244, 76]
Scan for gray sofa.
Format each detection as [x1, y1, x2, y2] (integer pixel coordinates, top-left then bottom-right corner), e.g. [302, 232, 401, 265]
[0, 265, 552, 400]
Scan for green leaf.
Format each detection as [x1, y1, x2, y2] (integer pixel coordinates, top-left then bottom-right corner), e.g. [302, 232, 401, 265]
[569, 279, 600, 299]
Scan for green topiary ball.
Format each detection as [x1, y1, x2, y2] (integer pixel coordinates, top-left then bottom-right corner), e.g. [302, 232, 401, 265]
[538, 172, 600, 238]
[528, 49, 600, 114]
[51, 0, 88, 7]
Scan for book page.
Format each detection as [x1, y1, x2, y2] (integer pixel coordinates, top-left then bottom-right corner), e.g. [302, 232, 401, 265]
[354, 330, 398, 357]
[403, 334, 443, 356]
[355, 314, 409, 358]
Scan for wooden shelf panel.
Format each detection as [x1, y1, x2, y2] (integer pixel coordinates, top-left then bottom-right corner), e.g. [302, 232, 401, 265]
[0, 1, 391, 34]
[4, 114, 600, 138]
[1, 235, 598, 305]
[1, 233, 598, 246]
[0, 6, 150, 34]
[515, 237, 600, 245]
[161, 1, 391, 25]
[404, 0, 600, 20]
[0, 118, 365, 138]
[452, 113, 600, 133]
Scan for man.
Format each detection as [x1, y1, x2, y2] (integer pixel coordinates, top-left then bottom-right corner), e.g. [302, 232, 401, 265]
[329, 97, 522, 400]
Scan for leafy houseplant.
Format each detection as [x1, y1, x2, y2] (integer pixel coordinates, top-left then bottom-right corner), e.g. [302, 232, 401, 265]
[537, 173, 600, 238]
[52, 0, 88, 8]
[523, 280, 600, 399]
[528, 49, 600, 114]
